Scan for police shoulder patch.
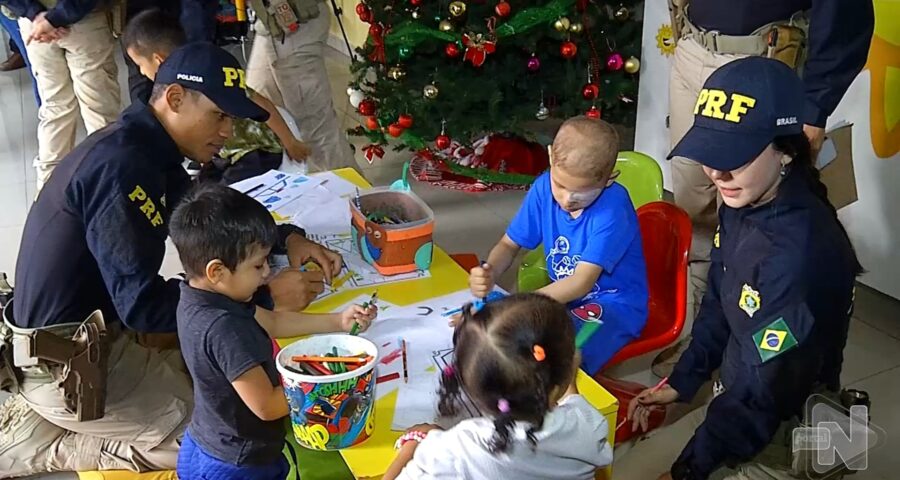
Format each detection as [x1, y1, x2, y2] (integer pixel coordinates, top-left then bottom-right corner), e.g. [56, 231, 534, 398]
[752, 317, 798, 362]
[738, 284, 761, 317]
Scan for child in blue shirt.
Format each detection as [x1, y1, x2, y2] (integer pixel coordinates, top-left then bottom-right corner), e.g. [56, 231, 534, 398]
[469, 117, 648, 373]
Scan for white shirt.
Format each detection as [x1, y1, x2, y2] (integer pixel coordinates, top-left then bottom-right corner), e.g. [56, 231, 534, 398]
[397, 394, 613, 480]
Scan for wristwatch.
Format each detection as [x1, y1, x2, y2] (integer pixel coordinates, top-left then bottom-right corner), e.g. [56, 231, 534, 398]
[273, 224, 307, 255]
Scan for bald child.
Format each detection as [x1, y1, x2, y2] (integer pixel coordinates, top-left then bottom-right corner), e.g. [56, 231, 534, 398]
[469, 117, 649, 373]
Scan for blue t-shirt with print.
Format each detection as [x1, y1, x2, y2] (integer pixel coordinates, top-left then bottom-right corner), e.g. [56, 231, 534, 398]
[507, 172, 649, 336]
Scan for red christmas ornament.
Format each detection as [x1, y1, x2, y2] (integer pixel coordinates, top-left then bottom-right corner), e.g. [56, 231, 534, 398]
[358, 99, 377, 116]
[365, 116, 379, 130]
[462, 33, 497, 67]
[388, 123, 405, 137]
[435, 134, 451, 149]
[606, 52, 624, 71]
[445, 42, 461, 58]
[398, 113, 414, 128]
[560, 41, 578, 59]
[494, 1, 511, 17]
[586, 106, 601, 119]
[355, 3, 371, 22]
[368, 23, 383, 37]
[411, 0, 422, 5]
[581, 83, 599, 100]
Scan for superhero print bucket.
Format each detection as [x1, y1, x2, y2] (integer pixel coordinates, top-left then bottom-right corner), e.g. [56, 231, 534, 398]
[276, 334, 378, 451]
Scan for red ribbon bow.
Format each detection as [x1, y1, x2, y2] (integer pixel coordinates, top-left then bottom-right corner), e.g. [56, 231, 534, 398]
[462, 33, 497, 67]
[363, 144, 385, 164]
[368, 24, 386, 64]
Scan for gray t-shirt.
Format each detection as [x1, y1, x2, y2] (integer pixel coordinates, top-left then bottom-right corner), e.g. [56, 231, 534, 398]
[177, 283, 283, 465]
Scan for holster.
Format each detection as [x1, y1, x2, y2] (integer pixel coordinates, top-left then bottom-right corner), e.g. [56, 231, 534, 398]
[12, 311, 110, 421]
[766, 22, 807, 70]
[106, 0, 127, 38]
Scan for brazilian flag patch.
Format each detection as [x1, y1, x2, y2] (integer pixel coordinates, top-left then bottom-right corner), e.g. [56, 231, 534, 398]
[752, 317, 798, 363]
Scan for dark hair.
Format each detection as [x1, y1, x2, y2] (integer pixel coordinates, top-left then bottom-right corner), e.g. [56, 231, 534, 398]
[438, 293, 575, 453]
[123, 9, 186, 58]
[169, 184, 279, 278]
[773, 134, 863, 275]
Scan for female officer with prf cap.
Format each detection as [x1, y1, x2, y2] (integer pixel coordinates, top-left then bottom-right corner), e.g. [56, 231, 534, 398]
[615, 56, 862, 480]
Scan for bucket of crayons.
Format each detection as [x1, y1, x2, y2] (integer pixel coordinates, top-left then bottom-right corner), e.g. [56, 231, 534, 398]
[276, 334, 378, 451]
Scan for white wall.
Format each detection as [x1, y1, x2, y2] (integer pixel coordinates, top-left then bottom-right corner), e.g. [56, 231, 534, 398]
[634, 0, 900, 299]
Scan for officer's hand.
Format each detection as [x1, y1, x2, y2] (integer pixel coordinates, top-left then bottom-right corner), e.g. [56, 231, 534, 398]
[468, 264, 494, 298]
[803, 124, 825, 162]
[285, 138, 312, 162]
[268, 268, 325, 312]
[27, 12, 58, 45]
[627, 384, 679, 433]
[286, 234, 343, 284]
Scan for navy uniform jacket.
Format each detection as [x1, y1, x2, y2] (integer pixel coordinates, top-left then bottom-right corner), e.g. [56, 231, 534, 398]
[1, 0, 216, 41]
[13, 102, 191, 333]
[668, 169, 858, 479]
[690, 0, 874, 127]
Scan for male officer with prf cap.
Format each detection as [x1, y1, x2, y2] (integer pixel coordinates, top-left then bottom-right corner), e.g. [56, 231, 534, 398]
[0, 43, 340, 476]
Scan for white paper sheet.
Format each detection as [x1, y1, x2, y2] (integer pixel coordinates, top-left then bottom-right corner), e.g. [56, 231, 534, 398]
[326, 289, 503, 429]
[229, 170, 324, 213]
[311, 171, 363, 198]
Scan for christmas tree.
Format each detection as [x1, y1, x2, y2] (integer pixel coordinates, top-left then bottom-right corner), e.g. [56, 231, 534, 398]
[347, 0, 642, 172]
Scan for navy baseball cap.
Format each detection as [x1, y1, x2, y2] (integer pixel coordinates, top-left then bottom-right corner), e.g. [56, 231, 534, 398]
[668, 57, 804, 171]
[155, 42, 269, 122]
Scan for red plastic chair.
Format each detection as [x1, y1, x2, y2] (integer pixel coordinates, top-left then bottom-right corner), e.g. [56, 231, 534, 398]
[604, 201, 692, 368]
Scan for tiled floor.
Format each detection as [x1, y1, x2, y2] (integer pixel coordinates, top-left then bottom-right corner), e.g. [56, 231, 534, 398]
[1, 42, 898, 479]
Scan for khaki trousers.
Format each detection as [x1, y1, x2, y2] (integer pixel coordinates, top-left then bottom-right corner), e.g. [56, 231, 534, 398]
[246, 4, 356, 172]
[669, 37, 748, 309]
[19, 11, 120, 189]
[613, 403, 821, 480]
[0, 332, 192, 477]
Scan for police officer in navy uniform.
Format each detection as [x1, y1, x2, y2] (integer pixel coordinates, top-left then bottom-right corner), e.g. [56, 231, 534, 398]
[615, 57, 862, 480]
[0, 43, 341, 476]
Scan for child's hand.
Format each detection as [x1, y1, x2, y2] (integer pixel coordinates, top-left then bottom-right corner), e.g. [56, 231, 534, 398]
[340, 304, 378, 333]
[285, 138, 312, 161]
[468, 264, 494, 298]
[407, 423, 442, 434]
[627, 385, 679, 433]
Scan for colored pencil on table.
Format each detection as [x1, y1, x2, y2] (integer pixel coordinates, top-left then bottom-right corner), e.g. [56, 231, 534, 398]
[291, 355, 373, 364]
[350, 291, 378, 336]
[401, 339, 409, 383]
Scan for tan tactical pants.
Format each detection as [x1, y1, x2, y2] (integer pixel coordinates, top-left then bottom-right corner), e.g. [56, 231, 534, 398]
[18, 11, 120, 189]
[246, 3, 356, 173]
[0, 332, 191, 477]
[669, 37, 748, 310]
[613, 403, 831, 480]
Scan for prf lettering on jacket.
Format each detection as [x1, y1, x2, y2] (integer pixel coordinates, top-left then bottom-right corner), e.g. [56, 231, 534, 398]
[128, 185, 164, 227]
[222, 67, 246, 89]
[693, 89, 757, 123]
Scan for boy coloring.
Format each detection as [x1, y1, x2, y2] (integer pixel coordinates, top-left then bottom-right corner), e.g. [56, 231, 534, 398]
[170, 184, 376, 479]
[470, 117, 648, 373]
[123, 10, 312, 180]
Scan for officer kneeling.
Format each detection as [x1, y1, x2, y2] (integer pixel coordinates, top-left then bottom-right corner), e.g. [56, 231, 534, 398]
[614, 57, 863, 480]
[0, 43, 338, 476]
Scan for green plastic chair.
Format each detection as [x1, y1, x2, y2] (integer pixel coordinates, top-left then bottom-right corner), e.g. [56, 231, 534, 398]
[516, 151, 665, 293]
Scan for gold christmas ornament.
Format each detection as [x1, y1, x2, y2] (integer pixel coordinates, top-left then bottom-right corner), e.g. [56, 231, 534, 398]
[624, 56, 640, 73]
[449, 1, 467, 17]
[411, 9, 421, 18]
[569, 22, 583, 34]
[553, 17, 571, 32]
[423, 84, 440, 99]
[438, 19, 454, 32]
[614, 5, 630, 21]
[388, 66, 407, 80]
